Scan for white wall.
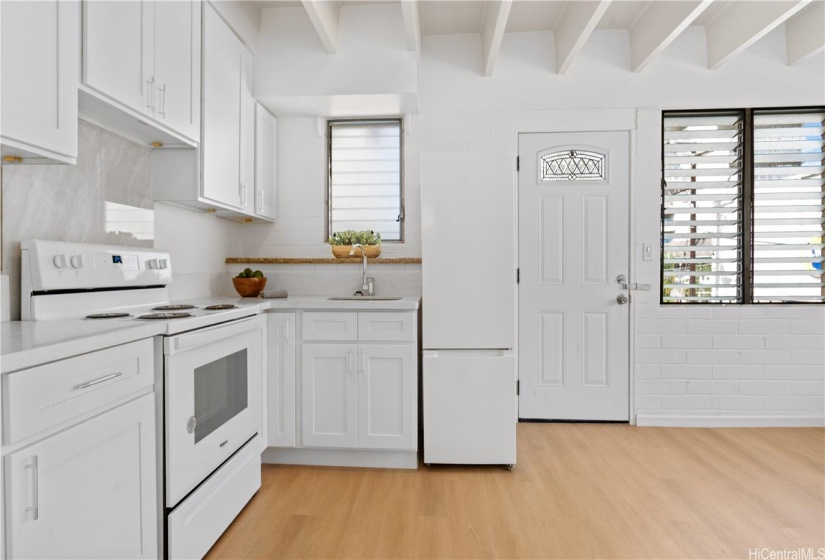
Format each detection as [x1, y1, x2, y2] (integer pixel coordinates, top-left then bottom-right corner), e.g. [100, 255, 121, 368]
[406, 26, 824, 426]
[255, 4, 418, 116]
[245, 15, 824, 424]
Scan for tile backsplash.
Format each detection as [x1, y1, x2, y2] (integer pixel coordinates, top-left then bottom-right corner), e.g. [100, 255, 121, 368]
[1, 122, 153, 321]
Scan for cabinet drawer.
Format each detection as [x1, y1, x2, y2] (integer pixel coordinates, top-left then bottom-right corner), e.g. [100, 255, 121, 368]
[3, 338, 155, 445]
[358, 312, 415, 342]
[302, 312, 358, 341]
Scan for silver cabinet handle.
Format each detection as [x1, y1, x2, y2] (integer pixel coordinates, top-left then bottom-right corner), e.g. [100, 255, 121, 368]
[146, 77, 155, 112]
[239, 182, 248, 206]
[187, 415, 197, 434]
[158, 83, 167, 119]
[76, 372, 122, 390]
[348, 349, 353, 375]
[25, 456, 39, 521]
[358, 349, 364, 376]
[258, 189, 263, 214]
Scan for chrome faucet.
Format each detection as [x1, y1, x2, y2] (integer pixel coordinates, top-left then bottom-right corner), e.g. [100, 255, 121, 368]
[350, 244, 374, 296]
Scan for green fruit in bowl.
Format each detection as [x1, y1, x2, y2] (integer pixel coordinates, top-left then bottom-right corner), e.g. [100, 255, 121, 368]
[253, 270, 264, 279]
[243, 268, 254, 278]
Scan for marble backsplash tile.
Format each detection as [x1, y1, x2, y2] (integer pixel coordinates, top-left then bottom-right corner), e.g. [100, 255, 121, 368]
[2, 121, 153, 320]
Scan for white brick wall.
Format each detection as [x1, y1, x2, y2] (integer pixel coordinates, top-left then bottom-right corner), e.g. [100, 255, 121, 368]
[634, 115, 825, 427]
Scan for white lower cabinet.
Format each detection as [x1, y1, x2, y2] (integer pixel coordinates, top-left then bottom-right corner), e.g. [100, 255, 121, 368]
[301, 343, 359, 449]
[296, 310, 418, 453]
[358, 344, 417, 450]
[267, 313, 296, 447]
[4, 393, 157, 559]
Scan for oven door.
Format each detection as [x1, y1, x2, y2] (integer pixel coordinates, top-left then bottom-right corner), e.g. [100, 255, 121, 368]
[164, 314, 264, 507]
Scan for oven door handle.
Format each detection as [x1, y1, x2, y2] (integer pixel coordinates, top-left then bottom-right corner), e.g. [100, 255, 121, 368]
[164, 316, 262, 355]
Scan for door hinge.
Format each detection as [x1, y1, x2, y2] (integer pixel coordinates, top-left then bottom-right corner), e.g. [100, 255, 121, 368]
[516, 156, 520, 172]
[516, 380, 520, 396]
[516, 268, 520, 284]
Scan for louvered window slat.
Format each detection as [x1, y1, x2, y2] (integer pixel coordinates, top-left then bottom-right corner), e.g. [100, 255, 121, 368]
[752, 110, 825, 303]
[329, 120, 403, 241]
[662, 112, 744, 303]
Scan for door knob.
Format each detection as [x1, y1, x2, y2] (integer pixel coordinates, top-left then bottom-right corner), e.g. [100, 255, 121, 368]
[616, 294, 629, 305]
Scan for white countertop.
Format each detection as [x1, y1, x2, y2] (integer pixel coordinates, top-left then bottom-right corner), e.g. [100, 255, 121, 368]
[1, 295, 420, 373]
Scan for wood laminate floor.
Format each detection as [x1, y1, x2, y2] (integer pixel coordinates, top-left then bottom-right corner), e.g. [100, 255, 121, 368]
[206, 423, 825, 559]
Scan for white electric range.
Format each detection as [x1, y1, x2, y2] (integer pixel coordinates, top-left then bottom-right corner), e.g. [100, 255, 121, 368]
[21, 239, 265, 559]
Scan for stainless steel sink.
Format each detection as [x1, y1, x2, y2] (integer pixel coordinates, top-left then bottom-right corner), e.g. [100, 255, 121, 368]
[327, 296, 403, 301]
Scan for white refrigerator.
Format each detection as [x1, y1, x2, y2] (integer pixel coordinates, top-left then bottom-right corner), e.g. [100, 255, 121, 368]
[421, 150, 517, 466]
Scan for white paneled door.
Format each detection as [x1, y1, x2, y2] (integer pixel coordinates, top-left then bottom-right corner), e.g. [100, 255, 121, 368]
[518, 132, 630, 421]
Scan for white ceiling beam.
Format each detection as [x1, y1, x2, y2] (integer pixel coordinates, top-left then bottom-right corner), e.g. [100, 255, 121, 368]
[785, 0, 825, 65]
[705, 0, 811, 69]
[629, 0, 714, 73]
[481, 0, 514, 76]
[400, 0, 421, 52]
[555, 0, 612, 75]
[301, 0, 339, 54]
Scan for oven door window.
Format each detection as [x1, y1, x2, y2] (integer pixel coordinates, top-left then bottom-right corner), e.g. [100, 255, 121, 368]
[194, 349, 248, 444]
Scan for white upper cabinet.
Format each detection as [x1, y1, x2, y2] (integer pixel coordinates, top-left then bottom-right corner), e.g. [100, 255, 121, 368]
[202, 2, 252, 210]
[0, 0, 79, 164]
[82, 1, 151, 116]
[254, 103, 277, 221]
[151, 3, 274, 222]
[81, 0, 200, 145]
[153, 1, 201, 141]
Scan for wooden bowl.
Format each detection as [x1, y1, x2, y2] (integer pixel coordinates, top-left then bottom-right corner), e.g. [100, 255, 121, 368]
[232, 277, 267, 297]
[331, 245, 381, 259]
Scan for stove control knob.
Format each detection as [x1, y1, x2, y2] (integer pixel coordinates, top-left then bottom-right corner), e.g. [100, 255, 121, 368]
[70, 255, 85, 269]
[158, 258, 169, 270]
[53, 254, 68, 269]
[147, 259, 158, 270]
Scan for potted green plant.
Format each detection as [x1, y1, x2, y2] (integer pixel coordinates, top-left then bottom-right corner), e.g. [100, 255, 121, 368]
[328, 230, 382, 258]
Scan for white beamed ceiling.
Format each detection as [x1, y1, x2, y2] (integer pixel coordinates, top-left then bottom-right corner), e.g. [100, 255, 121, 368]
[252, 0, 824, 77]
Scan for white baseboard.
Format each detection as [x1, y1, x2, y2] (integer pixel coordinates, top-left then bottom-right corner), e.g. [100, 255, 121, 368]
[262, 447, 419, 469]
[636, 413, 825, 428]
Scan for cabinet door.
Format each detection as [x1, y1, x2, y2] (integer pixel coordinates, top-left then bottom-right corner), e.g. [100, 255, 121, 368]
[5, 394, 157, 559]
[82, 0, 154, 117]
[153, 0, 201, 142]
[201, 3, 243, 208]
[267, 313, 296, 447]
[254, 103, 277, 221]
[238, 48, 256, 214]
[357, 344, 417, 450]
[301, 344, 358, 449]
[0, 0, 78, 162]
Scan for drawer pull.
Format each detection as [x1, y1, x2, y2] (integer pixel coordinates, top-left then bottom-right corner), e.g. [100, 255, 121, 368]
[219, 440, 228, 448]
[76, 372, 122, 390]
[25, 456, 39, 521]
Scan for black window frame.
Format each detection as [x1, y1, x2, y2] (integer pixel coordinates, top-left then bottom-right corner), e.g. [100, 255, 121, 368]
[660, 105, 825, 305]
[326, 118, 405, 243]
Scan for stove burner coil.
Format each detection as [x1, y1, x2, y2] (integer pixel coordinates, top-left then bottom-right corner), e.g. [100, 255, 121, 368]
[137, 312, 193, 320]
[204, 304, 238, 310]
[85, 313, 131, 319]
[152, 304, 197, 311]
